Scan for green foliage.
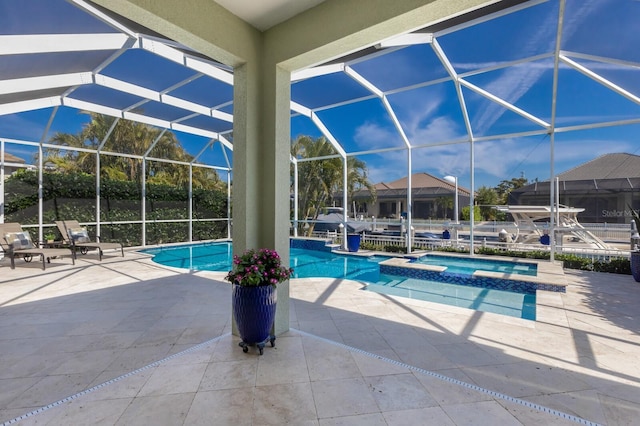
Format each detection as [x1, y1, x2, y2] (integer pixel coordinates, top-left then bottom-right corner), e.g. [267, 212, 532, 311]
[475, 247, 551, 259]
[474, 247, 630, 274]
[475, 186, 504, 220]
[495, 176, 528, 204]
[359, 240, 630, 275]
[225, 248, 293, 286]
[434, 246, 468, 254]
[291, 135, 375, 235]
[4, 170, 228, 246]
[460, 205, 482, 222]
[593, 258, 631, 274]
[359, 241, 383, 251]
[384, 245, 409, 253]
[555, 254, 593, 270]
[45, 113, 224, 191]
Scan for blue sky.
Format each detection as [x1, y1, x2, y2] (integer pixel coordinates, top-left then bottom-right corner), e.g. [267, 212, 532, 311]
[2, 0, 640, 192]
[289, 0, 640, 191]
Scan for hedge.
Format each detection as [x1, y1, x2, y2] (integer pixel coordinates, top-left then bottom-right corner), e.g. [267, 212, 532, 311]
[4, 170, 228, 246]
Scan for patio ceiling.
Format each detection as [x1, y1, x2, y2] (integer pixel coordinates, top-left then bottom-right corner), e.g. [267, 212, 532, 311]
[1, 0, 640, 172]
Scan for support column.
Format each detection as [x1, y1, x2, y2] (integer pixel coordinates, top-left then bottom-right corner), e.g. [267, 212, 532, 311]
[233, 58, 291, 336]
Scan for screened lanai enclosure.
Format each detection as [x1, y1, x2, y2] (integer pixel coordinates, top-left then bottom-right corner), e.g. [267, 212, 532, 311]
[2, 0, 640, 256]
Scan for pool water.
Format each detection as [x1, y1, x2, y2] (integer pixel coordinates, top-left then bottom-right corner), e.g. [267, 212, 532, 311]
[140, 242, 536, 320]
[412, 254, 537, 276]
[144, 242, 235, 271]
[364, 277, 536, 320]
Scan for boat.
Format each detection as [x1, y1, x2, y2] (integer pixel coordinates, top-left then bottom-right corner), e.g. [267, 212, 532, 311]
[313, 207, 371, 234]
[494, 205, 612, 250]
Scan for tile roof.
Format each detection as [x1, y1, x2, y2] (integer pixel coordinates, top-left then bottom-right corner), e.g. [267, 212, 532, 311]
[2, 153, 26, 164]
[557, 153, 640, 180]
[375, 173, 471, 195]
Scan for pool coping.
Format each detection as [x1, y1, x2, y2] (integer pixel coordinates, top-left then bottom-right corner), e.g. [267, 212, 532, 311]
[140, 241, 567, 293]
[333, 248, 567, 293]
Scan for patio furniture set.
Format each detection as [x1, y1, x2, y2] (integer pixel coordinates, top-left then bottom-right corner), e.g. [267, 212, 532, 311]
[1, 220, 123, 270]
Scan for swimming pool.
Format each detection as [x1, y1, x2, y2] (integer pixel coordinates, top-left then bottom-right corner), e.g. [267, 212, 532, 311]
[140, 242, 536, 320]
[140, 241, 386, 280]
[411, 254, 537, 276]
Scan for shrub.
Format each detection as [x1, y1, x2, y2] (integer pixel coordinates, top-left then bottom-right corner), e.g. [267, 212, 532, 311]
[5, 170, 228, 245]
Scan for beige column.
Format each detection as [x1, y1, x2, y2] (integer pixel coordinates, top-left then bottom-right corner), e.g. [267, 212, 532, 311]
[233, 58, 291, 335]
[92, 0, 493, 339]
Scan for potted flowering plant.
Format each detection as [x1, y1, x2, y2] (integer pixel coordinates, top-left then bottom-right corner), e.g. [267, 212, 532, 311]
[225, 248, 293, 287]
[225, 248, 293, 354]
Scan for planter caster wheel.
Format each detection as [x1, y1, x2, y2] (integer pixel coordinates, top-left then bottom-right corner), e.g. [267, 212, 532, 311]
[238, 336, 274, 355]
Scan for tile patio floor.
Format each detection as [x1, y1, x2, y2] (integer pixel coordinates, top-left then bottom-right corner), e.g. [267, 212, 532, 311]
[0, 249, 639, 425]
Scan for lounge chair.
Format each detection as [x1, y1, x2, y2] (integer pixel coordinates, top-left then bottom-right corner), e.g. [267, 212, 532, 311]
[1, 222, 75, 270]
[55, 220, 124, 261]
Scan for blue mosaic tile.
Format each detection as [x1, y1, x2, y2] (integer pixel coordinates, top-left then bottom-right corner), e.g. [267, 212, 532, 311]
[290, 238, 332, 252]
[380, 264, 565, 294]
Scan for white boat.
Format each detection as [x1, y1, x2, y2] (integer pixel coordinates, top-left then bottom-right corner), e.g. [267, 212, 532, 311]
[313, 207, 370, 234]
[494, 205, 612, 250]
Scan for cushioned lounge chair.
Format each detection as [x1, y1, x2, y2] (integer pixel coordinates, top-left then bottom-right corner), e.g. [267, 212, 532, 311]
[55, 220, 124, 261]
[1, 222, 75, 270]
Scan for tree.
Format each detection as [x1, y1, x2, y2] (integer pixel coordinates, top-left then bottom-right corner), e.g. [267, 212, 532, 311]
[461, 205, 482, 222]
[495, 177, 528, 204]
[291, 135, 376, 235]
[475, 186, 503, 220]
[435, 196, 453, 220]
[45, 112, 223, 191]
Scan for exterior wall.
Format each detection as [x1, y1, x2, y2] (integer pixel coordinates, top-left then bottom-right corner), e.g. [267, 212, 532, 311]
[510, 187, 640, 224]
[359, 195, 471, 220]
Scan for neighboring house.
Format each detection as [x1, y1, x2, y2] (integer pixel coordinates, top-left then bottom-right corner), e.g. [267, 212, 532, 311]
[345, 172, 471, 220]
[509, 153, 640, 224]
[1, 153, 27, 178]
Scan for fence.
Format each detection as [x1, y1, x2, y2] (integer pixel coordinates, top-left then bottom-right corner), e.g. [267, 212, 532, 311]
[307, 228, 630, 262]
[300, 218, 632, 243]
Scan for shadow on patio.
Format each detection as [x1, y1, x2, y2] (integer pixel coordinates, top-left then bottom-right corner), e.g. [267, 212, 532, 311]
[0, 254, 639, 425]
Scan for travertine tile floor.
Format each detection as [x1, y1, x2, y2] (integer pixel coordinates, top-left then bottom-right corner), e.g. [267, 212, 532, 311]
[0, 250, 638, 425]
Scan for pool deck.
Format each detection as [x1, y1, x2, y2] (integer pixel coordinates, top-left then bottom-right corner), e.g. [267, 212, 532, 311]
[1, 250, 639, 425]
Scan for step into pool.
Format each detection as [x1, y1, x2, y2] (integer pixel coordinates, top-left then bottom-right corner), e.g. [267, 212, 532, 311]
[411, 254, 538, 276]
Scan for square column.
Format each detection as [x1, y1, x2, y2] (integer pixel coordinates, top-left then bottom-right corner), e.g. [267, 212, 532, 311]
[233, 60, 291, 336]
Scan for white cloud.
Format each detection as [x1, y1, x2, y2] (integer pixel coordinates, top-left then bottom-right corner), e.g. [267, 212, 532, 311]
[353, 91, 469, 182]
[353, 121, 399, 150]
[345, 0, 632, 188]
[352, 90, 462, 150]
[455, 0, 608, 136]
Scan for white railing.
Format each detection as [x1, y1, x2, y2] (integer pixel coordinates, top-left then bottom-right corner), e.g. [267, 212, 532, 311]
[305, 229, 630, 261]
[301, 218, 632, 242]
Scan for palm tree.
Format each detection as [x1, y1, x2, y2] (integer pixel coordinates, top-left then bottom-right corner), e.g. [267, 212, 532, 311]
[291, 135, 375, 235]
[434, 196, 453, 220]
[45, 112, 221, 188]
[46, 132, 96, 173]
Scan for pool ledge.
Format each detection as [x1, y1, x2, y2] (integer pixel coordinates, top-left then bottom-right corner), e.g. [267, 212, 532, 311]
[378, 255, 567, 293]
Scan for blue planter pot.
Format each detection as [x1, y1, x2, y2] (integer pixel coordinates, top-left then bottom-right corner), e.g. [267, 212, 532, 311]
[347, 234, 361, 252]
[631, 252, 640, 282]
[232, 284, 277, 346]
